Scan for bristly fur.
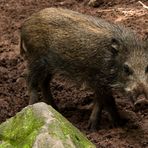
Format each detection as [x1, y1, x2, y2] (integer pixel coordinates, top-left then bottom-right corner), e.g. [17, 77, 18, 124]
[20, 8, 147, 130]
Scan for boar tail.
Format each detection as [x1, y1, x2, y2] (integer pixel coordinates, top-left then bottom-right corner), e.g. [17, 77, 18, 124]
[20, 36, 27, 56]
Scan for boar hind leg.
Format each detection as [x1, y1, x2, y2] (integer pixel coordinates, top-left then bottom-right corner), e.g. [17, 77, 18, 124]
[88, 97, 103, 131]
[40, 74, 58, 110]
[26, 58, 52, 106]
[27, 69, 39, 105]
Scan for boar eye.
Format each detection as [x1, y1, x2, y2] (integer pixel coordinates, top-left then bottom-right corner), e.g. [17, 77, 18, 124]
[123, 64, 133, 76]
[145, 65, 148, 73]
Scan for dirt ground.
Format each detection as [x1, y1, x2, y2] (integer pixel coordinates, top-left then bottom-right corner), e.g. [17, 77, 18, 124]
[0, 0, 148, 147]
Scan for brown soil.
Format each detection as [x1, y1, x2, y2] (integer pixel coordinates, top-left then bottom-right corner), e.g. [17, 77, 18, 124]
[0, 0, 148, 147]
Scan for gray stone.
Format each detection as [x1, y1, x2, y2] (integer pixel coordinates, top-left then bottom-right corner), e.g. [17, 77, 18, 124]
[0, 102, 95, 148]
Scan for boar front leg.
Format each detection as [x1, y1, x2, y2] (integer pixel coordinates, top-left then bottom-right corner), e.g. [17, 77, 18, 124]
[88, 93, 103, 131]
[104, 94, 127, 127]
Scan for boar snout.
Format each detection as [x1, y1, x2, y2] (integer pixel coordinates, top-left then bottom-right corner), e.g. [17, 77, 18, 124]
[132, 83, 148, 110]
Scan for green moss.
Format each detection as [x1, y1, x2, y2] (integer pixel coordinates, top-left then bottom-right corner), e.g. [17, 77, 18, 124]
[0, 103, 95, 148]
[0, 107, 44, 148]
[48, 106, 95, 148]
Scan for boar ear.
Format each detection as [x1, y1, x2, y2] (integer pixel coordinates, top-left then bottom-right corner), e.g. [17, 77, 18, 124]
[111, 38, 120, 55]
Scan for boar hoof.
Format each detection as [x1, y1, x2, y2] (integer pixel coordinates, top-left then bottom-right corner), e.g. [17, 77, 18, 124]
[88, 120, 99, 131]
[112, 116, 128, 127]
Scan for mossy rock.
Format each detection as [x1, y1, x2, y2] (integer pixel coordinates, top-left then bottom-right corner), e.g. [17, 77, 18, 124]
[0, 102, 95, 148]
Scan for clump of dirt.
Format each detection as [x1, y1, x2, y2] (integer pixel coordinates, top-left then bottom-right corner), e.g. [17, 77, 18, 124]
[0, 0, 148, 147]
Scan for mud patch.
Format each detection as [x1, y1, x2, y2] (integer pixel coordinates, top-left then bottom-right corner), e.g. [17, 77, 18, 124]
[0, 0, 148, 147]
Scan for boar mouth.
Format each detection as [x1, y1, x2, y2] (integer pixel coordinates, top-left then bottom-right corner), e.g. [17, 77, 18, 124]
[110, 83, 148, 111]
[134, 95, 148, 111]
